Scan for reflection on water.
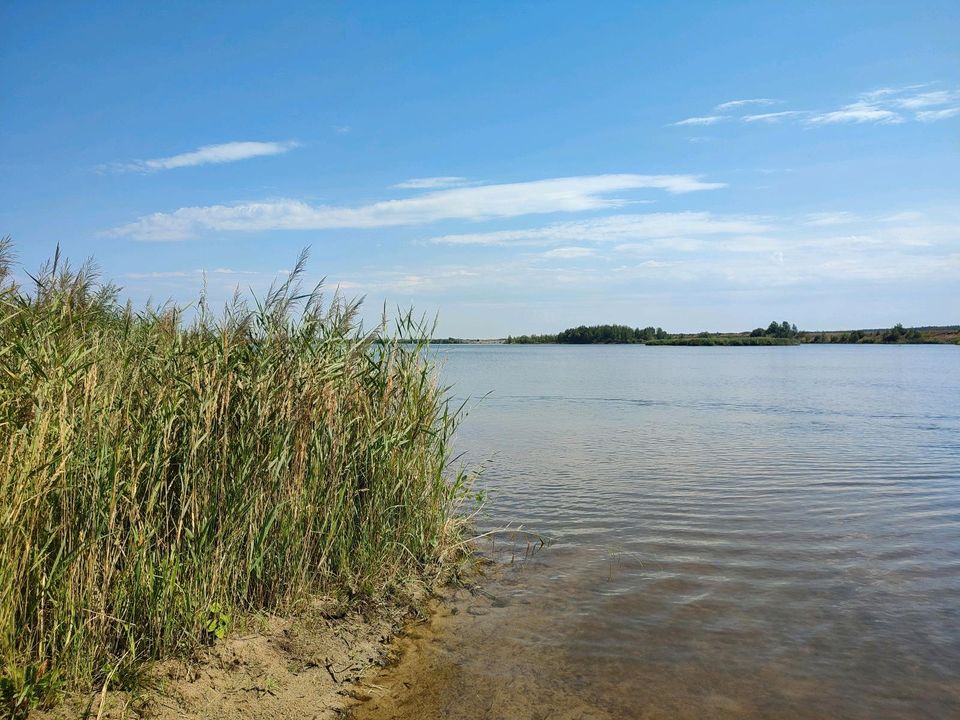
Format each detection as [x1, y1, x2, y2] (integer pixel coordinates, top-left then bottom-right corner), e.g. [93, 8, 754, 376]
[356, 345, 960, 720]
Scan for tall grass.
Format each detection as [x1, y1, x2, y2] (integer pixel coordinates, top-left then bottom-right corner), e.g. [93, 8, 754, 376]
[0, 241, 472, 712]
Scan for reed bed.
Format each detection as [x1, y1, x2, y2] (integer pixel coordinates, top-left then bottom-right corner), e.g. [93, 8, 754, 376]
[0, 242, 472, 713]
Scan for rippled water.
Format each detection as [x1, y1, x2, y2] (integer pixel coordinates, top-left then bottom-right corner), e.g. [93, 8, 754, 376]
[358, 345, 960, 720]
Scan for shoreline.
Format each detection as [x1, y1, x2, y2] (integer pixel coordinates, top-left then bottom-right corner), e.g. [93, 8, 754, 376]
[349, 579, 509, 720]
[35, 556, 496, 719]
[36, 593, 438, 720]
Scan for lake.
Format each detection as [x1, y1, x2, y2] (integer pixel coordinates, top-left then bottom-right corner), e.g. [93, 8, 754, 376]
[358, 344, 960, 720]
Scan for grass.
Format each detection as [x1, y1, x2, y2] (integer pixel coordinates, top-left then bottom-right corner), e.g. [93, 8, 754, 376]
[0, 241, 474, 716]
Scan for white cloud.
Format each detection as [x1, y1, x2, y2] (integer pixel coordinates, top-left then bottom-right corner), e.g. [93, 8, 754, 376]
[888, 89, 959, 108]
[858, 84, 931, 102]
[804, 212, 859, 226]
[916, 107, 960, 122]
[542, 247, 595, 259]
[742, 111, 806, 123]
[333, 125, 352, 134]
[392, 176, 472, 189]
[106, 141, 300, 173]
[108, 174, 726, 240]
[806, 104, 904, 125]
[121, 209, 959, 308]
[805, 86, 958, 125]
[124, 267, 263, 279]
[124, 270, 193, 279]
[419, 209, 960, 289]
[679, 84, 959, 129]
[671, 115, 728, 126]
[427, 212, 770, 247]
[881, 211, 926, 223]
[614, 238, 705, 253]
[715, 98, 778, 110]
[336, 221, 960, 299]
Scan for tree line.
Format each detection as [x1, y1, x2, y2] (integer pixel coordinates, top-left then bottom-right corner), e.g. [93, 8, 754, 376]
[506, 324, 669, 344]
[504, 321, 948, 345]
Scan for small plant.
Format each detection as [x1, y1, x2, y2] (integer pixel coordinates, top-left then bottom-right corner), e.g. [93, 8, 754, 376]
[202, 604, 232, 641]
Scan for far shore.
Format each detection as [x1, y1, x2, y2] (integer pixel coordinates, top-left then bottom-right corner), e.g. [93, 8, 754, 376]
[419, 323, 960, 346]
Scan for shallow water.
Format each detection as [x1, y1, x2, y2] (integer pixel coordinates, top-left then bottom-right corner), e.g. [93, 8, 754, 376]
[359, 345, 960, 720]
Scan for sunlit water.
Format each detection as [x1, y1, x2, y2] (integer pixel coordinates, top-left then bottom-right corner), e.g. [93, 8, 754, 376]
[359, 345, 960, 720]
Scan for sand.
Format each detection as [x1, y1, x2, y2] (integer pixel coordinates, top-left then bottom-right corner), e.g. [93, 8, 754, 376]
[36, 597, 416, 720]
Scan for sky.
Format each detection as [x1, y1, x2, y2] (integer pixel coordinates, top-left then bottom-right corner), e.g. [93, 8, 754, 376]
[2, 1, 958, 336]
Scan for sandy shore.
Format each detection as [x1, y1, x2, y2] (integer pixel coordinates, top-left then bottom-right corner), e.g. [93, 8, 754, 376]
[36, 597, 422, 720]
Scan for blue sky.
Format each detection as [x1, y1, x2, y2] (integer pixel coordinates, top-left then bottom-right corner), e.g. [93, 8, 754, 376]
[2, 1, 958, 336]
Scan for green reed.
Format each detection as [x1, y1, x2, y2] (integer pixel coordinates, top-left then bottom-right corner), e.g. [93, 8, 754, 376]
[0, 241, 472, 712]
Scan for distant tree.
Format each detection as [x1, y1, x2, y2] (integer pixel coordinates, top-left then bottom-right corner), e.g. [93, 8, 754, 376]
[556, 324, 643, 344]
[883, 323, 907, 343]
[505, 333, 557, 344]
[761, 320, 799, 339]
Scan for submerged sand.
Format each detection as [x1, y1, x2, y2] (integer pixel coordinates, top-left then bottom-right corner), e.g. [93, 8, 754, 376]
[351, 550, 617, 720]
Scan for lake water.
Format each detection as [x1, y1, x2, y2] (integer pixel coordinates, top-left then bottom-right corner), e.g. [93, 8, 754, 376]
[358, 345, 960, 720]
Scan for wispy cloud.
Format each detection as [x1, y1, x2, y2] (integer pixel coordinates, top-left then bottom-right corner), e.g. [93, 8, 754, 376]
[806, 104, 904, 125]
[120, 209, 960, 311]
[104, 141, 299, 173]
[322, 211, 960, 303]
[124, 267, 263, 280]
[742, 110, 806, 123]
[541, 247, 595, 259]
[890, 90, 959, 108]
[107, 174, 726, 240]
[917, 106, 960, 122]
[804, 212, 859, 226]
[427, 212, 769, 247]
[881, 211, 927, 223]
[715, 98, 778, 110]
[673, 83, 960, 129]
[858, 84, 931, 101]
[671, 115, 728, 126]
[392, 176, 472, 189]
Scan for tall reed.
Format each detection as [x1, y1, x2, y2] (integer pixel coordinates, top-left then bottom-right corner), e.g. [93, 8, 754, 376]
[0, 241, 472, 711]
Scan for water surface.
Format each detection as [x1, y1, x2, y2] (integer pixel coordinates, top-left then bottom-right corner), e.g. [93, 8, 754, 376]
[359, 345, 960, 719]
